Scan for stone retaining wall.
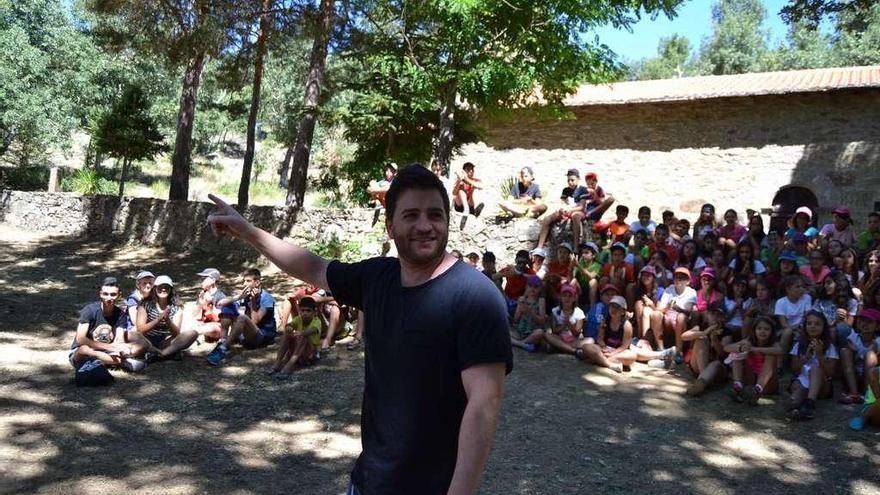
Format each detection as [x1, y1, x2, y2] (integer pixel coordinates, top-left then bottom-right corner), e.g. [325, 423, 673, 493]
[0, 190, 553, 264]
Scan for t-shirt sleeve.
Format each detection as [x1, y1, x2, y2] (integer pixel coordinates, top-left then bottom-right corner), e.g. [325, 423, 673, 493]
[774, 299, 785, 316]
[78, 304, 96, 325]
[573, 307, 586, 321]
[753, 260, 766, 274]
[529, 183, 542, 199]
[456, 285, 514, 374]
[326, 260, 367, 309]
[826, 344, 839, 360]
[681, 290, 697, 311]
[260, 291, 275, 309]
[790, 342, 799, 356]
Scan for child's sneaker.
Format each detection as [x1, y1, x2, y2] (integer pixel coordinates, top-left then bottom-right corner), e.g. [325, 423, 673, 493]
[646, 359, 668, 369]
[122, 357, 147, 372]
[674, 351, 684, 365]
[686, 379, 707, 397]
[746, 385, 762, 406]
[206, 344, 228, 366]
[730, 382, 746, 403]
[523, 343, 537, 353]
[848, 416, 865, 431]
[798, 399, 815, 420]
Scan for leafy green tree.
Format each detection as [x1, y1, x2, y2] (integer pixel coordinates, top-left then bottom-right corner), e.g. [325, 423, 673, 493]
[781, 0, 874, 32]
[695, 0, 772, 75]
[632, 34, 692, 80]
[86, 0, 249, 200]
[334, 0, 682, 203]
[831, 3, 880, 65]
[0, 0, 101, 165]
[93, 85, 166, 197]
[765, 21, 834, 70]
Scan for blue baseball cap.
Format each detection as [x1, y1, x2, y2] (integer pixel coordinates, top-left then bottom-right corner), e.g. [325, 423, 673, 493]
[780, 250, 798, 262]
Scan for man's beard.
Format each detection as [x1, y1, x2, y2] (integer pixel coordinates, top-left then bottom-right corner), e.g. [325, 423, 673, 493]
[391, 226, 448, 266]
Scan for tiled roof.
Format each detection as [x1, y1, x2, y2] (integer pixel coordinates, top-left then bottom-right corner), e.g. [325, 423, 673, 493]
[562, 65, 880, 106]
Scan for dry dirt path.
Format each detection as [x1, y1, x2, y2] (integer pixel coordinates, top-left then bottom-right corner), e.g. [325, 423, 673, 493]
[1, 227, 878, 494]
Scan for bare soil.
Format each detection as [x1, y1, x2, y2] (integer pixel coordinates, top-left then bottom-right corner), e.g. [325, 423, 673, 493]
[1, 226, 878, 495]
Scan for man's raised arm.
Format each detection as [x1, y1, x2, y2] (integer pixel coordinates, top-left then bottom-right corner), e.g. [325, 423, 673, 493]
[207, 194, 330, 290]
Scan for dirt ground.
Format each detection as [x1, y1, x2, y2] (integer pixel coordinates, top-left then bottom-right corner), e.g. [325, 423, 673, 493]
[1, 226, 879, 495]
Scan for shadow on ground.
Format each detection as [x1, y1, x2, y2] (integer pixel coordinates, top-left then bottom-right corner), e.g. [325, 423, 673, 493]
[1, 231, 879, 495]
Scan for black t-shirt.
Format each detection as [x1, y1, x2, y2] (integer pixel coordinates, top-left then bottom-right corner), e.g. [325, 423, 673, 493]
[70, 301, 126, 350]
[561, 185, 587, 202]
[327, 257, 512, 495]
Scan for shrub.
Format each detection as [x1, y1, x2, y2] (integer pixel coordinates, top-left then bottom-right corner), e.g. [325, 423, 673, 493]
[0, 166, 50, 191]
[61, 168, 116, 195]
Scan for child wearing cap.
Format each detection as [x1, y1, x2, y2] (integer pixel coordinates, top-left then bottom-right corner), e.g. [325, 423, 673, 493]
[575, 295, 633, 373]
[651, 267, 697, 363]
[839, 309, 880, 405]
[269, 296, 322, 376]
[544, 283, 587, 354]
[784, 206, 819, 248]
[136, 275, 198, 362]
[510, 275, 548, 353]
[575, 242, 603, 306]
[819, 207, 856, 248]
[682, 302, 728, 396]
[547, 242, 577, 286]
[126, 271, 155, 332]
[191, 268, 238, 342]
[530, 247, 548, 279]
[585, 284, 617, 342]
[536, 168, 587, 249]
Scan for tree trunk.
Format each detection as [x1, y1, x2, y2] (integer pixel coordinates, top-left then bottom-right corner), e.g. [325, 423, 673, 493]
[238, 0, 271, 207]
[278, 146, 294, 188]
[118, 157, 129, 198]
[286, 0, 334, 207]
[434, 83, 457, 173]
[168, 51, 206, 201]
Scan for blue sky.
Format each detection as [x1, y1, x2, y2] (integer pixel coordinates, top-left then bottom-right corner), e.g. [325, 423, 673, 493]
[592, 0, 793, 63]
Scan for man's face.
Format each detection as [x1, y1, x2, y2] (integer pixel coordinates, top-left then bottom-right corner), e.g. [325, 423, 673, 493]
[634, 232, 648, 247]
[99, 285, 120, 308]
[244, 276, 261, 291]
[586, 178, 598, 190]
[566, 175, 578, 188]
[387, 188, 449, 266]
[639, 211, 650, 224]
[673, 275, 689, 291]
[519, 168, 533, 184]
[201, 276, 215, 290]
[867, 215, 880, 232]
[138, 277, 155, 294]
[611, 249, 624, 263]
[558, 247, 571, 262]
[465, 167, 475, 179]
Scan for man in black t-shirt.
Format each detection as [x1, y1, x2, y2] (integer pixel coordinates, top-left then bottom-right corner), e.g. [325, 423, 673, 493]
[207, 164, 512, 495]
[70, 277, 150, 371]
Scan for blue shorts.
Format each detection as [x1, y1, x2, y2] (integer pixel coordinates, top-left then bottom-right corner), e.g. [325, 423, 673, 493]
[240, 328, 275, 349]
[584, 206, 603, 221]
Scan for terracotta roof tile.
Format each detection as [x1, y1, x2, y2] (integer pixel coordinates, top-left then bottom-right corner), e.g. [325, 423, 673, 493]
[562, 65, 880, 106]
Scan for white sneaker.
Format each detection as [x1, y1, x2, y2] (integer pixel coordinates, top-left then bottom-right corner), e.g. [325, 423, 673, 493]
[122, 358, 147, 372]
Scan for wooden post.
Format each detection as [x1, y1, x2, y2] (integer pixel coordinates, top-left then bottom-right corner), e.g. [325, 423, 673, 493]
[48, 167, 60, 192]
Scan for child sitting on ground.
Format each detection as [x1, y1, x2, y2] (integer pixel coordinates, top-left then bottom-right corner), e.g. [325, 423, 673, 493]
[723, 315, 782, 404]
[510, 275, 548, 353]
[787, 310, 839, 420]
[839, 309, 880, 405]
[683, 303, 728, 396]
[269, 297, 321, 376]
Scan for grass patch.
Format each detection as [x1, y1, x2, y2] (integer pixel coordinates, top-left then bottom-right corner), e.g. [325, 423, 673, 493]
[217, 180, 286, 205]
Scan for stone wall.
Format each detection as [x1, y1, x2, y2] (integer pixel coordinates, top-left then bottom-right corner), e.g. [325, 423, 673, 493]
[452, 89, 880, 228]
[0, 190, 548, 264]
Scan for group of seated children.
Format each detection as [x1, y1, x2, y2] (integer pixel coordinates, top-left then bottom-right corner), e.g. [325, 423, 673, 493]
[485, 193, 880, 430]
[70, 268, 355, 385]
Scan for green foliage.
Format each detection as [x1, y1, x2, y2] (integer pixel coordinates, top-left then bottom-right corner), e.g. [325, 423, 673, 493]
[216, 179, 285, 204]
[309, 236, 364, 262]
[498, 175, 517, 200]
[94, 85, 166, 164]
[61, 167, 116, 195]
[695, 0, 771, 75]
[631, 34, 693, 80]
[831, 3, 880, 65]
[0, 166, 50, 191]
[781, 0, 874, 32]
[0, 0, 102, 164]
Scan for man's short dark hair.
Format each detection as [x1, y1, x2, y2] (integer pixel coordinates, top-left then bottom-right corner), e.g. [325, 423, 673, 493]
[243, 268, 261, 279]
[385, 164, 450, 221]
[515, 249, 530, 262]
[638, 206, 651, 216]
[101, 277, 118, 287]
[662, 210, 674, 219]
[616, 204, 629, 214]
[462, 162, 475, 171]
[298, 296, 317, 310]
[483, 251, 496, 263]
[655, 224, 669, 234]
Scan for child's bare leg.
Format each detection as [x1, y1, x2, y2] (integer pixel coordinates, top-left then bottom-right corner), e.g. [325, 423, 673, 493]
[321, 305, 342, 350]
[160, 330, 198, 357]
[281, 337, 307, 374]
[543, 333, 576, 354]
[841, 348, 860, 396]
[731, 360, 745, 384]
[456, 189, 470, 216]
[634, 302, 646, 339]
[674, 314, 687, 352]
[808, 366, 830, 400]
[570, 211, 585, 247]
[757, 355, 777, 394]
[790, 381, 807, 409]
[609, 349, 637, 366]
[578, 343, 620, 372]
[274, 334, 294, 370]
[780, 327, 794, 353]
[537, 211, 560, 248]
[650, 311, 665, 350]
[588, 279, 598, 306]
[691, 338, 709, 376]
[625, 284, 637, 319]
[698, 360, 726, 385]
[75, 345, 120, 367]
